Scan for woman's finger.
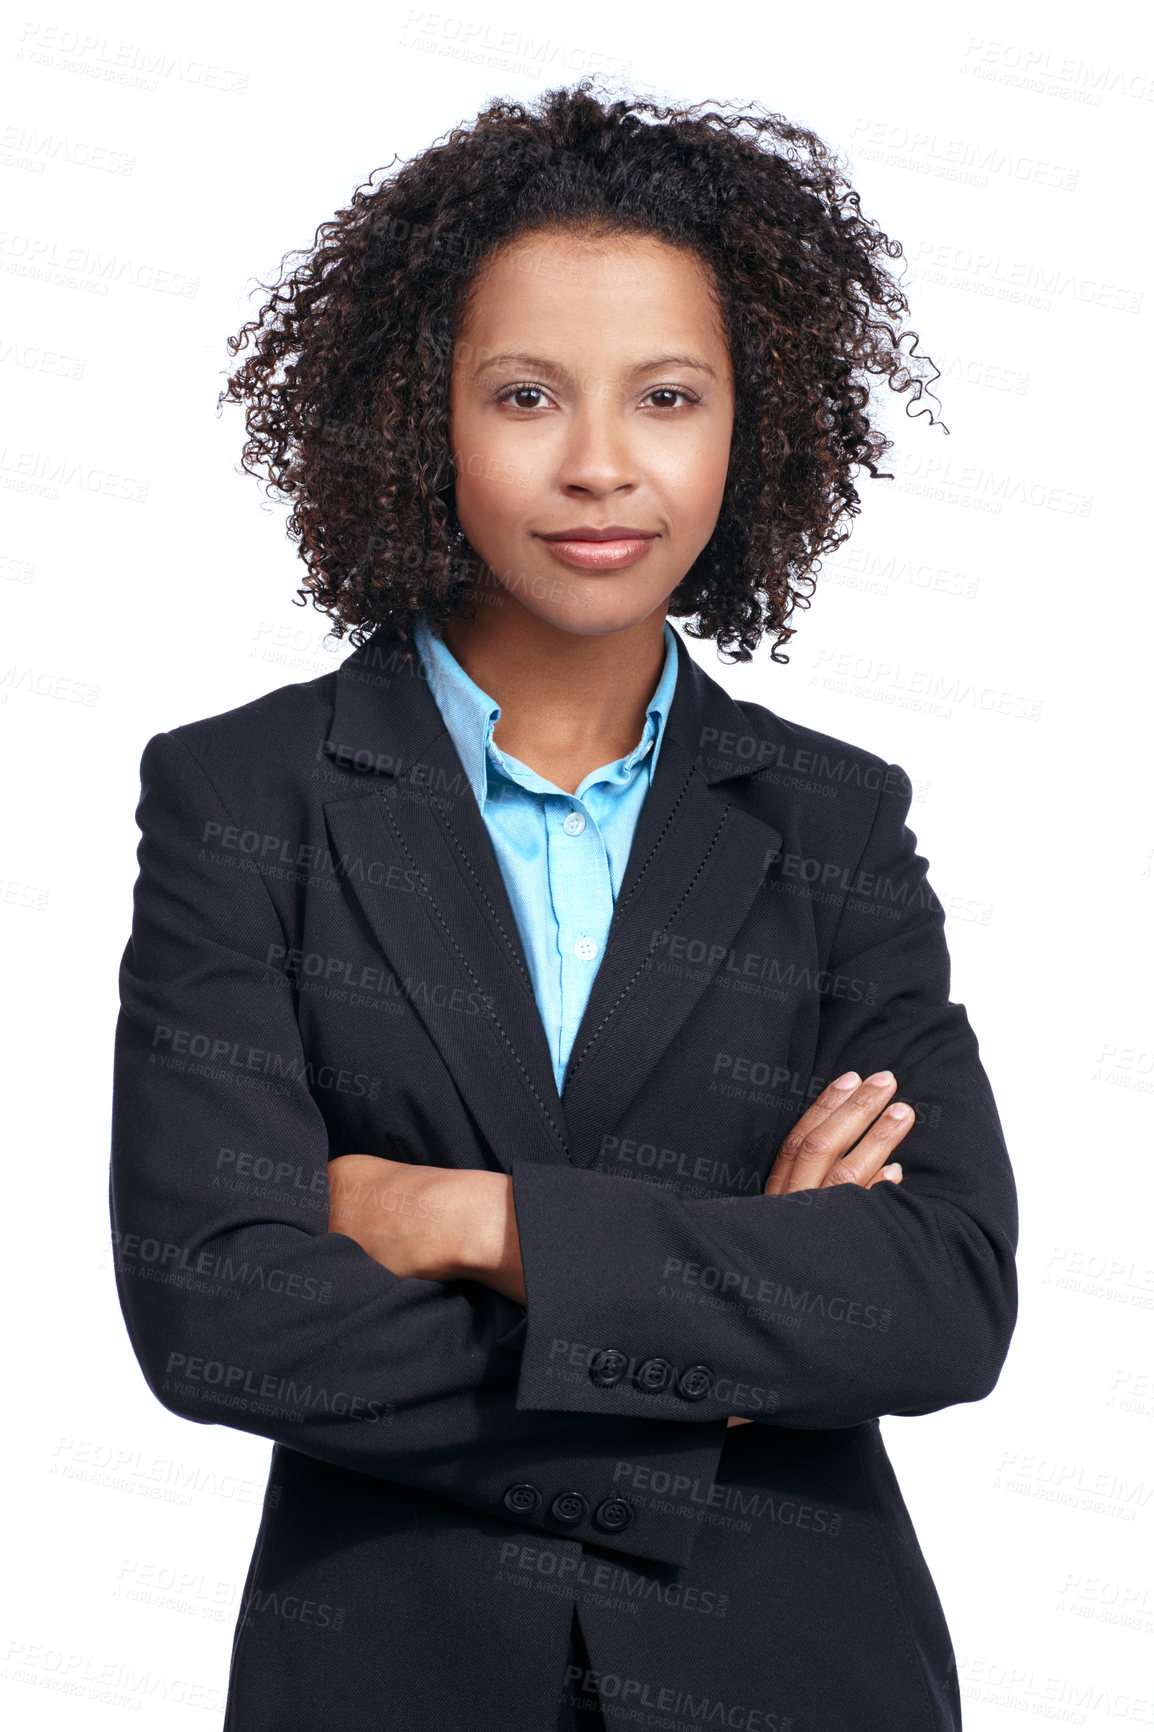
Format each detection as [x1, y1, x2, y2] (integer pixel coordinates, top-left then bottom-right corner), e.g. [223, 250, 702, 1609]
[772, 1071, 900, 1192]
[764, 1071, 861, 1194]
[822, 1103, 914, 1188]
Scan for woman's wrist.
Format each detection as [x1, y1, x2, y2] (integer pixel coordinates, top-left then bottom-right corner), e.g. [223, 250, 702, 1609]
[441, 1170, 523, 1302]
[327, 1156, 525, 1302]
[447, 1170, 525, 1305]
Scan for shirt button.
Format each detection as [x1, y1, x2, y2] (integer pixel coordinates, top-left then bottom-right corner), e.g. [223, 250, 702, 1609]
[562, 810, 586, 835]
[574, 936, 599, 961]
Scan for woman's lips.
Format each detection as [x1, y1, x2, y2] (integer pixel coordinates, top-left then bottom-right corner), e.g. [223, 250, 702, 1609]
[538, 535, 658, 572]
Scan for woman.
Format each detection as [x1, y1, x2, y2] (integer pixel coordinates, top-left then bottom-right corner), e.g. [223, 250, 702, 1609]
[110, 83, 1018, 1730]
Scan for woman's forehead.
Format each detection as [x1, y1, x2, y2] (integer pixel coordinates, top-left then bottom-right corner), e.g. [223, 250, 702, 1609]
[457, 231, 728, 349]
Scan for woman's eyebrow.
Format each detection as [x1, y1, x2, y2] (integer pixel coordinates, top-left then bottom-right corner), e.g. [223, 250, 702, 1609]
[472, 350, 718, 378]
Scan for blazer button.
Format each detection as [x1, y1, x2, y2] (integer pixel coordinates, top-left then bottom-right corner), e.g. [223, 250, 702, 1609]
[677, 1364, 714, 1401]
[593, 1498, 633, 1533]
[633, 1356, 675, 1394]
[550, 1491, 589, 1526]
[503, 1483, 542, 1516]
[588, 1347, 628, 1388]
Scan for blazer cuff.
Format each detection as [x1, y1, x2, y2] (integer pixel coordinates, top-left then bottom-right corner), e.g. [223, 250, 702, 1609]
[509, 1161, 768, 1425]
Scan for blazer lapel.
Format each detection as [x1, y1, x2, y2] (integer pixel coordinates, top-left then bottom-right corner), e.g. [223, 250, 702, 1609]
[558, 640, 784, 1167]
[317, 626, 783, 1175]
[318, 637, 567, 1173]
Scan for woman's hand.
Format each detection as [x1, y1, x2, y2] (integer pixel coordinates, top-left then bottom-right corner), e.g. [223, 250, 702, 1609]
[764, 1069, 911, 1195]
[726, 1069, 911, 1428]
[327, 1154, 526, 1305]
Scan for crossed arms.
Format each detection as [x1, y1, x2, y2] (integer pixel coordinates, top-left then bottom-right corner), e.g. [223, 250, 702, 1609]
[110, 728, 1018, 1568]
[328, 1069, 914, 1425]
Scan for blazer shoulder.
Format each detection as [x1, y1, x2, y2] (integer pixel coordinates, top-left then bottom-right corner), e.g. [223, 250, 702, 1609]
[142, 666, 339, 807]
[727, 694, 910, 806]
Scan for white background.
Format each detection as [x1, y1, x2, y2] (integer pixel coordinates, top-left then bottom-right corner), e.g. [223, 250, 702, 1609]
[3, 0, 1152, 1724]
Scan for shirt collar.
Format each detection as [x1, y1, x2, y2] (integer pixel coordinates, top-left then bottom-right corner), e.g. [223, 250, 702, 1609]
[412, 611, 679, 811]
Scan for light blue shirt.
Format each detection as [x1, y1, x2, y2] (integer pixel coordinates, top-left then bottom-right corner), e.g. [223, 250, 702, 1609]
[412, 612, 679, 1094]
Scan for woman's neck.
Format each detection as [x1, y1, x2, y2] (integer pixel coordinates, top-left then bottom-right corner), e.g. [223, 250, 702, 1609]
[439, 597, 669, 796]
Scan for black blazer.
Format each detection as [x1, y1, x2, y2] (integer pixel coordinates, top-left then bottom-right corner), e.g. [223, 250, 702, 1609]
[109, 624, 1018, 1731]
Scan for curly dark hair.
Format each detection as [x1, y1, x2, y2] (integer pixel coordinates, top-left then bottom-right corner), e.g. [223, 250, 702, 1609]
[219, 80, 942, 663]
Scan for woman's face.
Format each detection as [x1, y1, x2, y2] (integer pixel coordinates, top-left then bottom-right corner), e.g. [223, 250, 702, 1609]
[447, 227, 735, 639]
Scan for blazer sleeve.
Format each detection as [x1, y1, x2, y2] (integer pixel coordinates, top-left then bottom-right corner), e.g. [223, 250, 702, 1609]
[109, 729, 726, 1568]
[509, 762, 1019, 1429]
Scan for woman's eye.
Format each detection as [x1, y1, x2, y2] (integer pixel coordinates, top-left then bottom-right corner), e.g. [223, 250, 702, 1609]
[495, 383, 551, 410]
[495, 383, 699, 411]
[644, 387, 698, 410]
